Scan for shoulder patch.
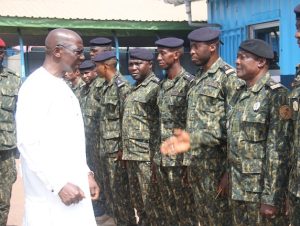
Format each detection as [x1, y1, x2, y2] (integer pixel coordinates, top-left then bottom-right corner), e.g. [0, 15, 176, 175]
[221, 64, 235, 76]
[115, 76, 125, 88]
[279, 105, 292, 120]
[183, 73, 195, 82]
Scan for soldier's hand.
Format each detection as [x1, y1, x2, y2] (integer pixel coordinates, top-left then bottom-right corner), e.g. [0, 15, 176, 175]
[260, 203, 278, 219]
[88, 172, 100, 201]
[58, 183, 85, 206]
[217, 172, 229, 198]
[160, 129, 191, 155]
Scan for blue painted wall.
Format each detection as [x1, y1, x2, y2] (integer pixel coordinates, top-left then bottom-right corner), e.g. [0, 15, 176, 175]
[208, 0, 300, 87]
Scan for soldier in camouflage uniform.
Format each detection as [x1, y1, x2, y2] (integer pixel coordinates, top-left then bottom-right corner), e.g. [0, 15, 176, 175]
[0, 38, 21, 226]
[94, 51, 136, 226]
[64, 67, 85, 99]
[288, 4, 300, 226]
[154, 37, 197, 226]
[78, 60, 108, 223]
[226, 39, 290, 225]
[90, 37, 112, 60]
[122, 48, 166, 226]
[89, 37, 114, 225]
[175, 27, 238, 226]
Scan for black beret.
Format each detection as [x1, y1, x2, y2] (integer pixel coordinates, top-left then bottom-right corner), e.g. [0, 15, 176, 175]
[93, 51, 116, 62]
[155, 37, 184, 48]
[90, 37, 112, 46]
[294, 4, 300, 19]
[239, 39, 274, 59]
[129, 48, 153, 61]
[188, 27, 221, 42]
[79, 60, 95, 71]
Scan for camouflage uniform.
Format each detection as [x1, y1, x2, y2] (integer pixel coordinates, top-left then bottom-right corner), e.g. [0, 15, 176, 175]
[0, 68, 21, 226]
[227, 73, 290, 226]
[182, 58, 239, 226]
[122, 73, 166, 226]
[154, 68, 197, 226]
[99, 72, 136, 226]
[288, 65, 300, 226]
[66, 77, 85, 99]
[80, 76, 107, 217]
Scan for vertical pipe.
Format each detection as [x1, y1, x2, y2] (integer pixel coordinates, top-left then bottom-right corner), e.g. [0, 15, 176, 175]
[17, 28, 26, 79]
[112, 30, 120, 71]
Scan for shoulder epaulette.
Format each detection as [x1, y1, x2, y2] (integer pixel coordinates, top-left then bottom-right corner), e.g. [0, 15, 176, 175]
[183, 73, 195, 82]
[221, 64, 235, 76]
[267, 80, 283, 90]
[152, 76, 160, 83]
[3, 68, 19, 77]
[115, 76, 125, 88]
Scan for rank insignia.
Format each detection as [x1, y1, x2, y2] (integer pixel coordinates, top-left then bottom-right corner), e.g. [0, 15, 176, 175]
[253, 102, 260, 111]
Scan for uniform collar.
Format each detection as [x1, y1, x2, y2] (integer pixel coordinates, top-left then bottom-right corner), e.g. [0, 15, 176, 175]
[135, 72, 155, 88]
[249, 72, 270, 93]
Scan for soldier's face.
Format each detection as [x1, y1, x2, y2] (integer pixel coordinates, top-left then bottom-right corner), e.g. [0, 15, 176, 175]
[81, 69, 97, 84]
[64, 68, 80, 82]
[190, 41, 211, 66]
[90, 46, 110, 59]
[236, 50, 261, 83]
[128, 59, 151, 82]
[95, 63, 105, 78]
[156, 48, 176, 70]
[295, 20, 300, 47]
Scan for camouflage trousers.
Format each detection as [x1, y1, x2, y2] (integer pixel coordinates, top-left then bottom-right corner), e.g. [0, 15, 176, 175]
[230, 199, 288, 226]
[86, 142, 110, 217]
[0, 150, 17, 226]
[188, 165, 231, 226]
[127, 161, 167, 226]
[289, 192, 300, 226]
[102, 153, 136, 226]
[156, 165, 198, 226]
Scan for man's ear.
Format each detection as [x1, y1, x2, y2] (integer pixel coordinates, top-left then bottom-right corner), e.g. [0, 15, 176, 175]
[209, 43, 217, 52]
[257, 58, 267, 68]
[53, 46, 61, 58]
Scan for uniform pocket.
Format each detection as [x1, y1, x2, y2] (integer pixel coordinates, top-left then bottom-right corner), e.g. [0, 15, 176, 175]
[1, 88, 17, 112]
[242, 159, 262, 193]
[242, 112, 267, 142]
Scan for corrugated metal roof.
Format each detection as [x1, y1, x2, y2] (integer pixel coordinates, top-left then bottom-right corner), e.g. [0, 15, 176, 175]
[0, 0, 207, 22]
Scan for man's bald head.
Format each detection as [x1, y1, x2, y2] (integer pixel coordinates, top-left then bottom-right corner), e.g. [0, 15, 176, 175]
[45, 28, 82, 54]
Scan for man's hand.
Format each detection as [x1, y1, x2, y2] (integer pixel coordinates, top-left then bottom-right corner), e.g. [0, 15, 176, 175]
[58, 183, 85, 206]
[160, 129, 191, 155]
[88, 173, 100, 201]
[260, 203, 278, 219]
[217, 172, 229, 198]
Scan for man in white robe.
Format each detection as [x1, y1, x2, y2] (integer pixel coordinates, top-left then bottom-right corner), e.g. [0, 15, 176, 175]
[16, 28, 99, 226]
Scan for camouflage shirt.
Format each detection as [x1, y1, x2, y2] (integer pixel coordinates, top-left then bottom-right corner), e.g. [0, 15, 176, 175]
[288, 70, 300, 197]
[154, 68, 194, 166]
[99, 72, 132, 155]
[227, 73, 291, 206]
[122, 72, 160, 161]
[183, 57, 241, 167]
[0, 68, 21, 151]
[66, 78, 85, 100]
